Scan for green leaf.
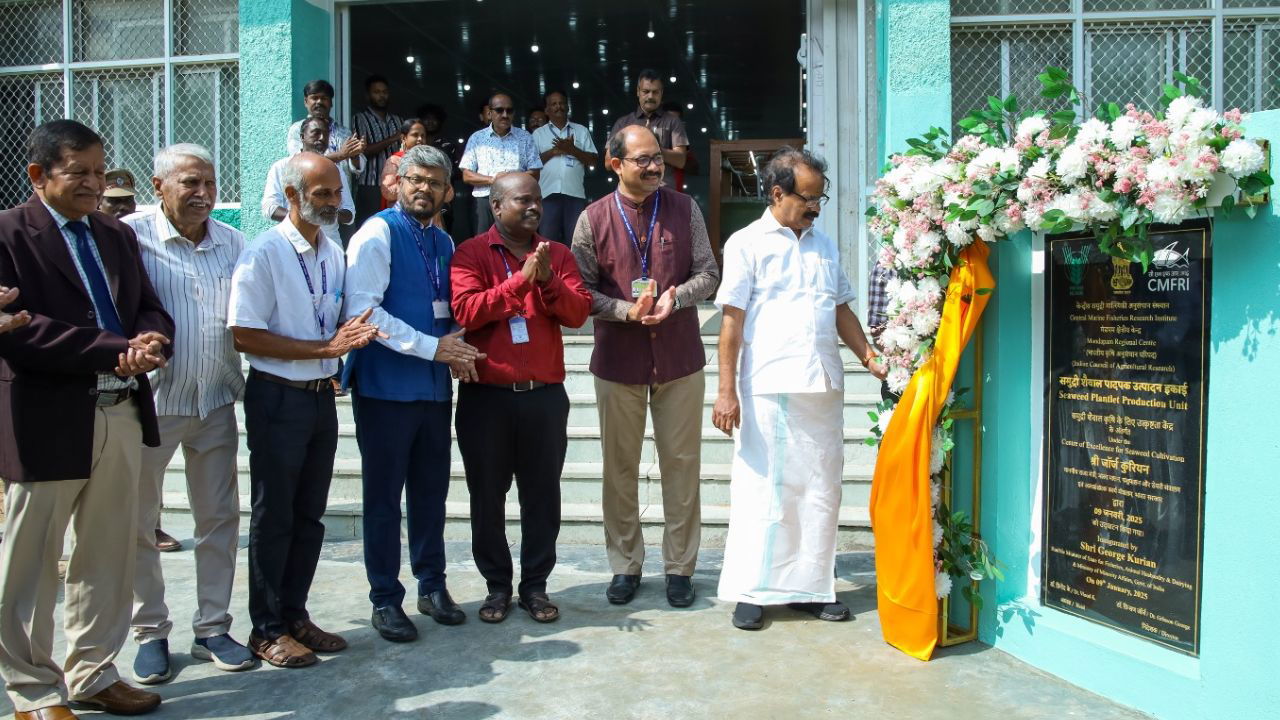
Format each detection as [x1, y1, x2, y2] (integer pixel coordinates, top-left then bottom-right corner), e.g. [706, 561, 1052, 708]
[1219, 194, 1235, 216]
[1003, 95, 1018, 113]
[970, 199, 996, 216]
[1246, 204, 1258, 219]
[1163, 84, 1183, 100]
[1050, 109, 1077, 125]
[1041, 209, 1066, 224]
[988, 96, 1004, 113]
[975, 287, 993, 295]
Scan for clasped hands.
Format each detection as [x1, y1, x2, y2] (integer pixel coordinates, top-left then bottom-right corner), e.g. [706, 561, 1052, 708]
[434, 328, 486, 383]
[114, 331, 171, 377]
[325, 308, 388, 358]
[520, 242, 553, 285]
[626, 280, 677, 326]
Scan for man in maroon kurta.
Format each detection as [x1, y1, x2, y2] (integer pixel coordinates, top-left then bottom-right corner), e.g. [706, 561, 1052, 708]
[571, 125, 719, 608]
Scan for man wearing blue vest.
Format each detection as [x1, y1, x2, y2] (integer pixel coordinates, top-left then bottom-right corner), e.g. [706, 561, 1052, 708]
[343, 144, 485, 642]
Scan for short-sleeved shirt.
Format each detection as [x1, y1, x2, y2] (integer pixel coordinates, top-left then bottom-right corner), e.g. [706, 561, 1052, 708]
[610, 108, 690, 189]
[228, 218, 347, 381]
[714, 209, 856, 395]
[531, 120, 597, 199]
[351, 107, 405, 186]
[286, 116, 364, 177]
[459, 125, 543, 197]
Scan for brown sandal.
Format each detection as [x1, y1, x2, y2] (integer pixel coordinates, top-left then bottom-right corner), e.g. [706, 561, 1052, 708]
[288, 618, 348, 653]
[249, 632, 316, 668]
[478, 592, 513, 623]
[517, 592, 560, 623]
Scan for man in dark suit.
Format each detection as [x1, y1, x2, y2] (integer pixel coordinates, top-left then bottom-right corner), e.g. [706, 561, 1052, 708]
[0, 120, 175, 719]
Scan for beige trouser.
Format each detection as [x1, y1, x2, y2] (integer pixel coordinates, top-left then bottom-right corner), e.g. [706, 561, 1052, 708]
[132, 404, 240, 643]
[596, 370, 704, 576]
[0, 402, 142, 711]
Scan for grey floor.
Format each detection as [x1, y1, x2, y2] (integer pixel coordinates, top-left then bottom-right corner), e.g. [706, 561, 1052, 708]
[1, 519, 1151, 720]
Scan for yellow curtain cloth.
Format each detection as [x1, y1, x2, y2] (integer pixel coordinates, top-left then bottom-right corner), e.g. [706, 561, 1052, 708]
[870, 241, 995, 661]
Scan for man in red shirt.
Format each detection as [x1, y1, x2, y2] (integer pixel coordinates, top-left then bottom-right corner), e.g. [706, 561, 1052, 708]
[450, 172, 591, 625]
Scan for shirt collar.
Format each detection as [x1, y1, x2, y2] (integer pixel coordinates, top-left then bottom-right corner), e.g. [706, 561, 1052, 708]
[486, 124, 513, 139]
[634, 107, 663, 122]
[155, 208, 221, 247]
[278, 217, 319, 255]
[617, 189, 657, 211]
[40, 200, 79, 230]
[759, 208, 812, 242]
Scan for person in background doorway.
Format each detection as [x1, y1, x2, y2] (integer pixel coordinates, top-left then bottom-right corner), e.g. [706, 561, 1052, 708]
[351, 75, 404, 227]
[99, 168, 138, 219]
[609, 70, 690, 190]
[415, 103, 466, 236]
[476, 101, 493, 130]
[263, 116, 355, 244]
[460, 93, 542, 234]
[450, 173, 590, 625]
[286, 79, 365, 180]
[125, 143, 253, 685]
[526, 108, 549, 133]
[712, 147, 887, 631]
[532, 90, 598, 245]
[572, 125, 719, 608]
[662, 102, 701, 193]
[380, 118, 429, 209]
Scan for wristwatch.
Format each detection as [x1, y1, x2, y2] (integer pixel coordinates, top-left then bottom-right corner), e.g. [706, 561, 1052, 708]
[673, 295, 682, 311]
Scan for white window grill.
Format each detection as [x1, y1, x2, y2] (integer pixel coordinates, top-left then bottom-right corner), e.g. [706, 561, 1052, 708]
[951, 1, 1280, 130]
[0, 0, 239, 209]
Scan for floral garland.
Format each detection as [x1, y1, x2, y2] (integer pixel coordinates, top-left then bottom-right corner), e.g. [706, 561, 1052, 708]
[865, 68, 1273, 604]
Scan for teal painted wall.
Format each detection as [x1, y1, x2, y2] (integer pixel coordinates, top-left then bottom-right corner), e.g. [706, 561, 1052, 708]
[238, 0, 332, 240]
[971, 111, 1280, 720]
[210, 207, 240, 228]
[879, 0, 951, 158]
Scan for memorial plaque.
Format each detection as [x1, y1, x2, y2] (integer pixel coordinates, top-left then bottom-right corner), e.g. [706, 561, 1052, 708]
[1042, 219, 1210, 655]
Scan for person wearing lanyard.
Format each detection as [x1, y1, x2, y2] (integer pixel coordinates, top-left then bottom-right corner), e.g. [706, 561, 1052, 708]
[450, 172, 592, 624]
[228, 152, 384, 668]
[532, 90, 598, 245]
[570, 125, 720, 608]
[342, 144, 486, 643]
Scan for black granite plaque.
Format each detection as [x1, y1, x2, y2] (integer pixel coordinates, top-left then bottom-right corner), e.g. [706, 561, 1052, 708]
[1042, 219, 1210, 655]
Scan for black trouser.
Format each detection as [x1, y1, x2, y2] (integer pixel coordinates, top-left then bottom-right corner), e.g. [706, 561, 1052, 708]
[354, 184, 384, 228]
[244, 372, 338, 639]
[538, 193, 587, 245]
[455, 383, 569, 596]
[473, 195, 495, 235]
[352, 394, 452, 607]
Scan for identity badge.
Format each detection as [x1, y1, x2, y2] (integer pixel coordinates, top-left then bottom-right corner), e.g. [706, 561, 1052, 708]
[432, 300, 451, 320]
[509, 315, 530, 344]
[631, 277, 653, 299]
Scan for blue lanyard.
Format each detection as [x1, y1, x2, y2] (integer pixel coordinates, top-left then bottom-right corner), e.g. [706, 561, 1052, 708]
[398, 206, 444, 300]
[295, 252, 328, 334]
[613, 190, 660, 278]
[495, 246, 527, 317]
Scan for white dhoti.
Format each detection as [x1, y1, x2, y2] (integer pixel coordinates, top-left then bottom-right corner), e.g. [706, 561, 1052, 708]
[717, 388, 843, 606]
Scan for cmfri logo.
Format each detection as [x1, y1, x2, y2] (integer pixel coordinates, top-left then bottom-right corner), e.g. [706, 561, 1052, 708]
[1146, 240, 1191, 293]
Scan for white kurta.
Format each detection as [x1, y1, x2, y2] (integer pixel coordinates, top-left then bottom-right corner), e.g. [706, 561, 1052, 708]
[714, 210, 855, 605]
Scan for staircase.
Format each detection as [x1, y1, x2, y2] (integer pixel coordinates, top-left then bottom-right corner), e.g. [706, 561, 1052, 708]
[161, 307, 881, 550]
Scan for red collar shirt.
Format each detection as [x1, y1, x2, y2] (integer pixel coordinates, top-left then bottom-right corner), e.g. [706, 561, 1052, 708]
[450, 225, 592, 384]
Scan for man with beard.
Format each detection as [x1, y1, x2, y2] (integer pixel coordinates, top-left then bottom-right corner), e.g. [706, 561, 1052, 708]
[263, 116, 355, 244]
[229, 152, 383, 668]
[571, 125, 718, 608]
[460, 93, 542, 234]
[608, 70, 689, 190]
[126, 144, 253, 684]
[343, 144, 485, 642]
[532, 90, 598, 245]
[712, 148, 887, 630]
[286, 79, 365, 178]
[450, 173, 591, 625]
[351, 75, 404, 226]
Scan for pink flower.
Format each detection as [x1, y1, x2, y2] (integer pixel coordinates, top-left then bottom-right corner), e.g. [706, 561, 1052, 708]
[1114, 178, 1133, 194]
[1224, 108, 1243, 124]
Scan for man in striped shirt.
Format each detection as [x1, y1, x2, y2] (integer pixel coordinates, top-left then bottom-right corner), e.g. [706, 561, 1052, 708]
[124, 144, 254, 684]
[350, 75, 404, 227]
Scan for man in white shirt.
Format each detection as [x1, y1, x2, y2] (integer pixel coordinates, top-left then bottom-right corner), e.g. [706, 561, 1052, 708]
[712, 147, 887, 631]
[285, 79, 365, 179]
[459, 92, 542, 234]
[263, 116, 355, 244]
[229, 152, 382, 668]
[532, 90, 598, 245]
[125, 144, 253, 685]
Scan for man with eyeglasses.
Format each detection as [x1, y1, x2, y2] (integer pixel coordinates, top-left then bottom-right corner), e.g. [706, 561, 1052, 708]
[571, 125, 719, 608]
[344, 144, 485, 641]
[460, 93, 542, 234]
[712, 147, 887, 631]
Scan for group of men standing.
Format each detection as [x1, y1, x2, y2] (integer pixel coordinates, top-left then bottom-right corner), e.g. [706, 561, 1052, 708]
[0, 72, 886, 720]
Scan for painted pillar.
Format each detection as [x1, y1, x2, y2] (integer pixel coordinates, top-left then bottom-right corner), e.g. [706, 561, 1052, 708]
[879, 0, 951, 157]
[238, 0, 333, 240]
[974, 110, 1280, 720]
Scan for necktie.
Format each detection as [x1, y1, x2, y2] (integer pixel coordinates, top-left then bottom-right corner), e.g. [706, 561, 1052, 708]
[66, 220, 126, 336]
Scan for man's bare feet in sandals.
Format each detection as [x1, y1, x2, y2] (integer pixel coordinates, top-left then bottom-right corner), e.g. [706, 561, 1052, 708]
[479, 592, 513, 623]
[518, 592, 560, 623]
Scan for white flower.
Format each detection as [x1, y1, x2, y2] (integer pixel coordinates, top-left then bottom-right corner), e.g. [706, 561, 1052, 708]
[1016, 115, 1049, 139]
[1026, 156, 1052, 179]
[912, 231, 942, 264]
[910, 307, 942, 336]
[892, 227, 911, 251]
[887, 367, 912, 394]
[1165, 95, 1202, 130]
[935, 571, 953, 599]
[1075, 118, 1110, 147]
[929, 480, 941, 507]
[1056, 144, 1089, 184]
[916, 276, 943, 304]
[1185, 108, 1218, 134]
[976, 225, 997, 243]
[930, 427, 945, 474]
[945, 222, 971, 246]
[932, 520, 944, 547]
[1146, 157, 1180, 185]
[879, 325, 916, 353]
[895, 279, 918, 305]
[876, 406, 895, 436]
[910, 164, 949, 197]
[1109, 116, 1140, 149]
[1151, 193, 1190, 224]
[1221, 139, 1266, 176]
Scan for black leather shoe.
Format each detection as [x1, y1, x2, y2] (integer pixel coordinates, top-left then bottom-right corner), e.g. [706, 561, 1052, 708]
[788, 600, 852, 622]
[605, 574, 641, 605]
[732, 602, 765, 630]
[665, 574, 695, 607]
[371, 605, 418, 642]
[417, 589, 466, 625]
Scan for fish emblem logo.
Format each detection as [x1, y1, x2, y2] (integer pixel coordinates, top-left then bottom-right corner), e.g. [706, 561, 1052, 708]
[1151, 241, 1189, 270]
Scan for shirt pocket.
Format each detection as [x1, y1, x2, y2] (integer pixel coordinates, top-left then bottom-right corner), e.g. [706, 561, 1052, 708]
[814, 258, 840, 297]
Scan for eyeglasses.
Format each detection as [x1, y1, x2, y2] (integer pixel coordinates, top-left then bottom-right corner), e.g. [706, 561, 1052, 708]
[621, 154, 665, 169]
[788, 190, 830, 207]
[401, 175, 449, 192]
[490, 107, 514, 115]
